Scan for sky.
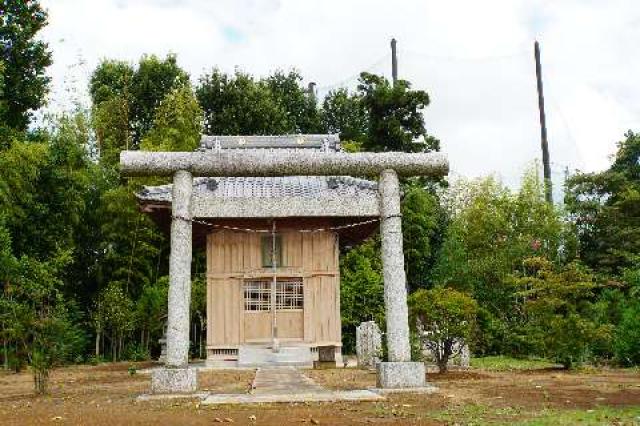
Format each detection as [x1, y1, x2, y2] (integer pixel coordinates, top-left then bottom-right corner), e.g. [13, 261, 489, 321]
[39, 0, 640, 190]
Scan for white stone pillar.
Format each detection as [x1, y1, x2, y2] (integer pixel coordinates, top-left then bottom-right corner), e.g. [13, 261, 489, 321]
[377, 169, 427, 389]
[166, 170, 193, 367]
[379, 169, 411, 362]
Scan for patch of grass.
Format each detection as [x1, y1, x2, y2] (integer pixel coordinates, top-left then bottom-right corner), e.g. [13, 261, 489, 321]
[431, 403, 498, 423]
[470, 356, 558, 371]
[429, 404, 640, 425]
[513, 406, 640, 425]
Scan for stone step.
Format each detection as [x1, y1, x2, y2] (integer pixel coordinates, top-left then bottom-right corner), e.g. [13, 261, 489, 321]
[237, 345, 313, 367]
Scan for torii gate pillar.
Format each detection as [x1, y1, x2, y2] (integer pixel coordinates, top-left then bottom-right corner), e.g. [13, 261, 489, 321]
[151, 170, 197, 393]
[377, 169, 426, 388]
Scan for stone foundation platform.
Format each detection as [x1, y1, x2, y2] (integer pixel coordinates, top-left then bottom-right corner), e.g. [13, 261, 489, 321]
[151, 367, 198, 394]
[376, 361, 426, 388]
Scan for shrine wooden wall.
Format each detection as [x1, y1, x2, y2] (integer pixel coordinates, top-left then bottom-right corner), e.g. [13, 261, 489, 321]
[205, 226, 341, 351]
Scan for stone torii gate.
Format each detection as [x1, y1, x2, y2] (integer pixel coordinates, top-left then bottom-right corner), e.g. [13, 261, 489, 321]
[120, 149, 448, 393]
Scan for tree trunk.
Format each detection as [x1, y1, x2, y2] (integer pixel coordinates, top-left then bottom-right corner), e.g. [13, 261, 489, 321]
[192, 322, 196, 359]
[198, 321, 202, 359]
[95, 330, 101, 357]
[34, 368, 49, 395]
[118, 335, 123, 361]
[436, 357, 448, 373]
[436, 342, 454, 373]
[3, 338, 7, 370]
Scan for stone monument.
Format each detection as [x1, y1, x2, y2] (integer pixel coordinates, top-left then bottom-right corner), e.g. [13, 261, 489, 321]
[356, 321, 382, 368]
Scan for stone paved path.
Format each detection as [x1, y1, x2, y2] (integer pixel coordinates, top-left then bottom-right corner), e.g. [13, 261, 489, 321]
[200, 367, 384, 405]
[253, 367, 329, 395]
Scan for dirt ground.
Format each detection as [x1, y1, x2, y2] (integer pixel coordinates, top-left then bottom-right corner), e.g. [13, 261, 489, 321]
[1, 363, 639, 425]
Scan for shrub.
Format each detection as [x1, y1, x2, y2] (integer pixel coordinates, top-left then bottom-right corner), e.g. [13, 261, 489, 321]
[409, 287, 478, 372]
[614, 302, 640, 366]
[512, 257, 612, 368]
[122, 343, 150, 362]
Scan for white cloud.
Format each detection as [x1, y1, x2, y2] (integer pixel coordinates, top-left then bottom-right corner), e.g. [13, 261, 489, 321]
[39, 0, 640, 189]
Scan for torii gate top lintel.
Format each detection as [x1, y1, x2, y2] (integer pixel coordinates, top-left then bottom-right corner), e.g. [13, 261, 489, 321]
[119, 150, 449, 178]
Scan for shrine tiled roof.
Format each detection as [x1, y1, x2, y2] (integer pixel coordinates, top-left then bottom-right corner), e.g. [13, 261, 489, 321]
[137, 135, 378, 205]
[138, 175, 378, 202]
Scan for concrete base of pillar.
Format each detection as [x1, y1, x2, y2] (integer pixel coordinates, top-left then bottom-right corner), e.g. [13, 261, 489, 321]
[376, 362, 426, 389]
[151, 367, 198, 394]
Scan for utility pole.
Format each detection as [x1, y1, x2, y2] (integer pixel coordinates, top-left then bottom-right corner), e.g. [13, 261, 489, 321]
[534, 40, 553, 204]
[391, 38, 398, 85]
[307, 82, 316, 103]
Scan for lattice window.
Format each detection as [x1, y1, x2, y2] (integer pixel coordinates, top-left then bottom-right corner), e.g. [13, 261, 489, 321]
[244, 280, 271, 311]
[276, 279, 303, 310]
[243, 278, 303, 311]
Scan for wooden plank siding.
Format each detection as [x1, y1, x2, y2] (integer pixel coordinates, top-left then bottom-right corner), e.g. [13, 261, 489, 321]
[206, 228, 341, 349]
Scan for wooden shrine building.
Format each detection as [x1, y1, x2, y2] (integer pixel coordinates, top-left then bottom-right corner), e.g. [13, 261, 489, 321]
[137, 135, 380, 367]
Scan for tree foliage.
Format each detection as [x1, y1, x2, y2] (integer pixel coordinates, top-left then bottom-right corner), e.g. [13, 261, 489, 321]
[141, 84, 203, 152]
[130, 54, 189, 143]
[401, 185, 443, 291]
[196, 69, 315, 135]
[339, 240, 384, 353]
[409, 287, 478, 372]
[566, 131, 640, 275]
[614, 300, 640, 366]
[0, 0, 52, 130]
[432, 170, 567, 354]
[90, 54, 189, 151]
[321, 88, 368, 143]
[358, 72, 439, 153]
[511, 257, 612, 368]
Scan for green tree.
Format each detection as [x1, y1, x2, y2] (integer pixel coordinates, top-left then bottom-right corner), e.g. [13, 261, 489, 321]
[130, 54, 189, 144]
[401, 185, 443, 291]
[321, 88, 368, 142]
[89, 59, 134, 106]
[1, 244, 83, 393]
[98, 185, 163, 298]
[611, 264, 640, 365]
[93, 95, 131, 168]
[409, 287, 478, 372]
[0, 114, 92, 261]
[0, 114, 93, 381]
[0, 60, 7, 141]
[614, 301, 640, 366]
[566, 131, 640, 275]
[265, 70, 323, 133]
[432, 170, 566, 355]
[135, 278, 167, 355]
[89, 54, 189, 150]
[511, 257, 612, 368]
[98, 282, 135, 361]
[339, 240, 384, 353]
[357, 72, 439, 153]
[141, 84, 203, 152]
[0, 0, 52, 130]
[197, 69, 289, 135]
[196, 68, 324, 136]
[89, 60, 134, 166]
[191, 275, 206, 359]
